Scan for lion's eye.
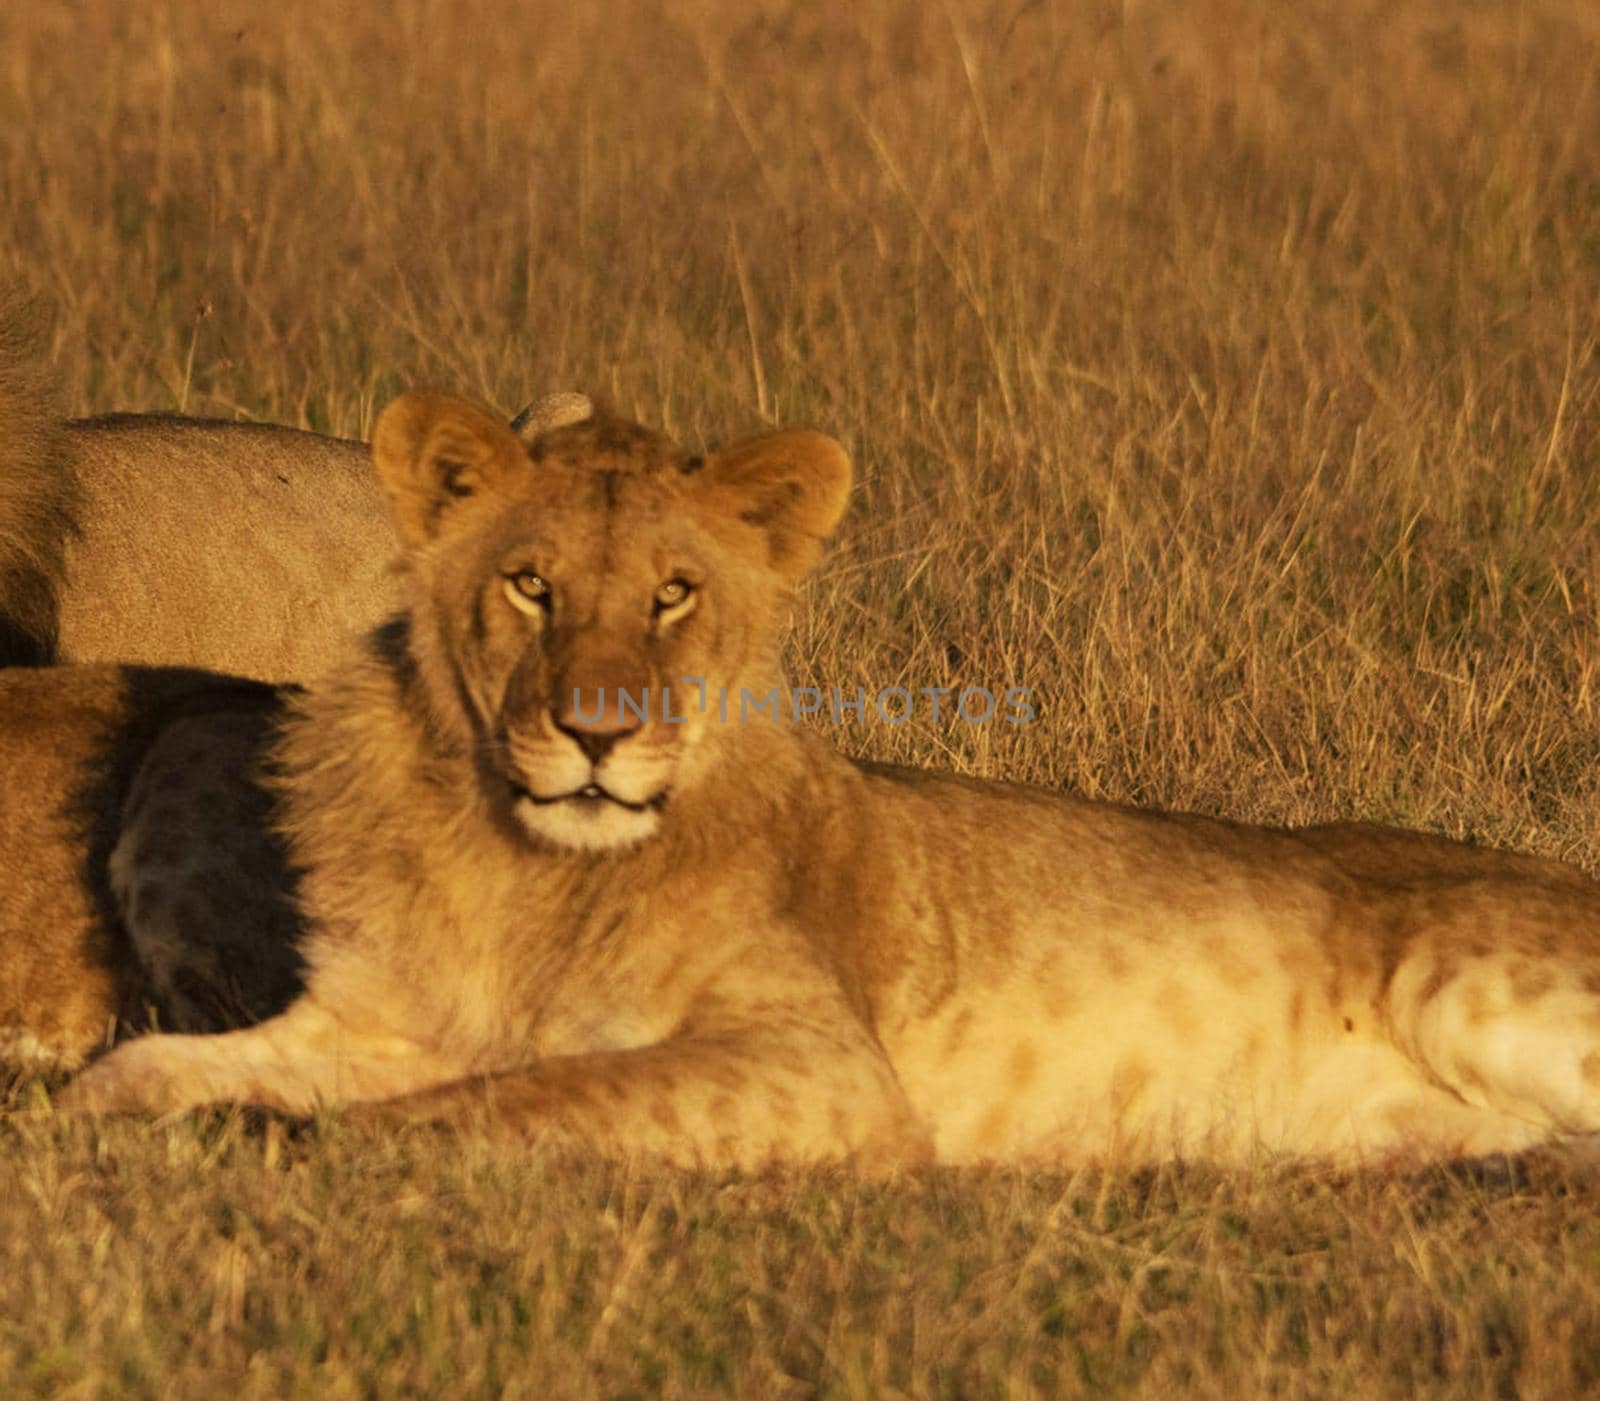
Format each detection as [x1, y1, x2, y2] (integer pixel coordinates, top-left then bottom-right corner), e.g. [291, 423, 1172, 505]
[653, 578, 694, 615]
[505, 570, 552, 614]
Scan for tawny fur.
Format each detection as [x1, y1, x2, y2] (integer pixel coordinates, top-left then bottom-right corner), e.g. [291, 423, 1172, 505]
[50, 392, 1600, 1171]
[0, 297, 590, 680]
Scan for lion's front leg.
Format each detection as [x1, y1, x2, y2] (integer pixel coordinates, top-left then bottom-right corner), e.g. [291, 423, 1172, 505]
[56, 997, 453, 1116]
[352, 1029, 933, 1172]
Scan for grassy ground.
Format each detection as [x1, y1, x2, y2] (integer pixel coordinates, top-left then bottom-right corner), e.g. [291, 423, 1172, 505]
[8, 1102, 1600, 1400]
[3, 0, 1600, 1393]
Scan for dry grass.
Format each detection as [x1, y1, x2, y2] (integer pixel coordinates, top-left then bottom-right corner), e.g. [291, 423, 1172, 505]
[3, 0, 1600, 1393]
[8, 1096, 1600, 1400]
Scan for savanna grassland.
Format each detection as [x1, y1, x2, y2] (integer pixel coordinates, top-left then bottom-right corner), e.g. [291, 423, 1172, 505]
[3, 0, 1600, 1394]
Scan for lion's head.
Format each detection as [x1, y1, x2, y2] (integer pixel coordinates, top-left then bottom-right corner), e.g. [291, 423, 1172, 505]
[371, 392, 852, 852]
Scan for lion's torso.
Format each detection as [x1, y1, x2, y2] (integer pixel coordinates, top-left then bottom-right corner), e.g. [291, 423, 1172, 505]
[277, 641, 1600, 1165]
[57, 417, 397, 681]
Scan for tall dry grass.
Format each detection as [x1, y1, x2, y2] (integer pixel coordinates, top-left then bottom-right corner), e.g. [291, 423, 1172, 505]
[3, 0, 1600, 1393]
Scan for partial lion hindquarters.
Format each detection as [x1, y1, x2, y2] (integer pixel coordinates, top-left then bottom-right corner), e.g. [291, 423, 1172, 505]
[0, 295, 593, 681]
[49, 388, 1600, 1171]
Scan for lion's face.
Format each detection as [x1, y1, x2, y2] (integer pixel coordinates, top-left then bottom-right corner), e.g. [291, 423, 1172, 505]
[371, 394, 851, 852]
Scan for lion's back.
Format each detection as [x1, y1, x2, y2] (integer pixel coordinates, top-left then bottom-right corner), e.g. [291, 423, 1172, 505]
[57, 416, 399, 681]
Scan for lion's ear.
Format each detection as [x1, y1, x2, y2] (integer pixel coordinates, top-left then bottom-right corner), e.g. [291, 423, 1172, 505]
[372, 392, 529, 545]
[696, 429, 852, 580]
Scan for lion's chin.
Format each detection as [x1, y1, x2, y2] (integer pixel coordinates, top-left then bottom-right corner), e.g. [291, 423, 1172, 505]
[511, 792, 663, 853]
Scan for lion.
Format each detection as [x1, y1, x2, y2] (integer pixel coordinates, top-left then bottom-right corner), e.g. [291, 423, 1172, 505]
[36, 390, 1600, 1170]
[0, 295, 589, 679]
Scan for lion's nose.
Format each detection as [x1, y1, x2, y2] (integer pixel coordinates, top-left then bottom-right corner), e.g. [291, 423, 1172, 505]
[553, 689, 645, 764]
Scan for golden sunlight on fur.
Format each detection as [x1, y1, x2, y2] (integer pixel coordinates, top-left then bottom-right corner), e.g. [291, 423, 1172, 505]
[47, 392, 1600, 1170]
[0, 294, 594, 680]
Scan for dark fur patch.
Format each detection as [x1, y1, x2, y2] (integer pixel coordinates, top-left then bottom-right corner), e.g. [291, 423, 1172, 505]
[368, 614, 421, 692]
[59, 667, 306, 1035]
[470, 589, 488, 647]
[368, 612, 475, 760]
[439, 459, 476, 498]
[0, 604, 53, 666]
[124, 708, 308, 1029]
[419, 459, 479, 537]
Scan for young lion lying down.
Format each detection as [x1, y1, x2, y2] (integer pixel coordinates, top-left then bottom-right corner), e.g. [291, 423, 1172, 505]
[31, 391, 1600, 1168]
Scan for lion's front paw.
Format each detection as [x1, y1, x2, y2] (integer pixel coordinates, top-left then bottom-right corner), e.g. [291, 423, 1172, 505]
[55, 1039, 198, 1115]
